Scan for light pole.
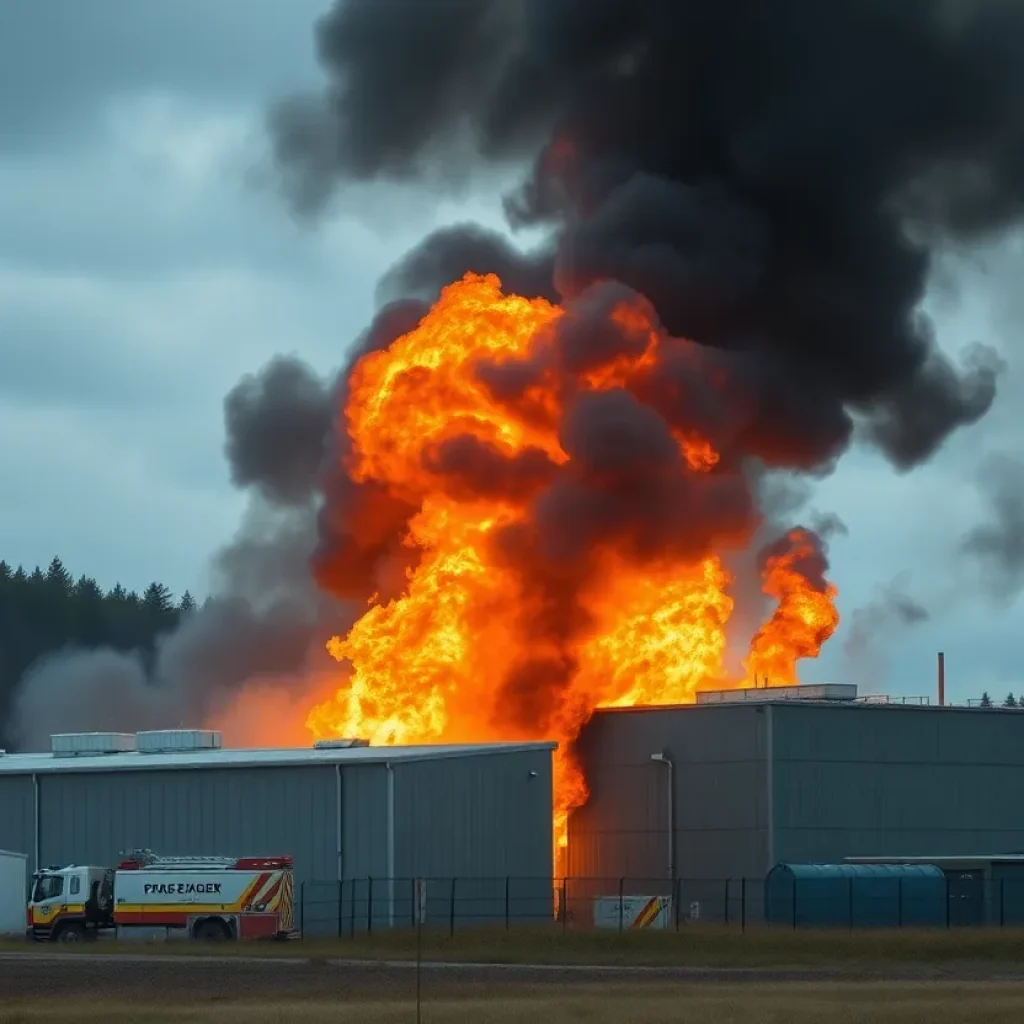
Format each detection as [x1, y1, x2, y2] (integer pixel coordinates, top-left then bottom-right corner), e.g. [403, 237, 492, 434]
[650, 753, 675, 881]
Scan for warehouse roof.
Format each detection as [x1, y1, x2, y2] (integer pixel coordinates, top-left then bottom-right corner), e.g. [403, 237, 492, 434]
[0, 740, 556, 776]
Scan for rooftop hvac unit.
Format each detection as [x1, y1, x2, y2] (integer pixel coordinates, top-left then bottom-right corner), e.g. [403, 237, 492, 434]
[695, 682, 859, 705]
[51, 732, 138, 757]
[313, 738, 370, 749]
[135, 730, 222, 753]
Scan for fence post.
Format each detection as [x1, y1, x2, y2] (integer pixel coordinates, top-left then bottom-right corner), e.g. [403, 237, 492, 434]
[740, 878, 746, 933]
[449, 878, 457, 937]
[349, 878, 356, 938]
[897, 878, 903, 928]
[1000, 878, 1005, 928]
[411, 878, 416, 929]
[505, 876, 510, 930]
[674, 876, 681, 932]
[367, 877, 374, 935]
[618, 877, 625, 932]
[945, 876, 951, 929]
[792, 876, 798, 930]
[337, 879, 344, 938]
[299, 880, 305, 937]
[724, 878, 730, 926]
[562, 878, 568, 931]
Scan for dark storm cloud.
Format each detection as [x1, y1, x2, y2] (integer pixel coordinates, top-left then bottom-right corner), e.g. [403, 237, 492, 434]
[270, 0, 1024, 472]
[961, 453, 1024, 600]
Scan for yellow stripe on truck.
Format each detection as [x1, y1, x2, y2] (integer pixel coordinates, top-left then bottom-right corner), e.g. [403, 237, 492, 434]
[30, 904, 86, 926]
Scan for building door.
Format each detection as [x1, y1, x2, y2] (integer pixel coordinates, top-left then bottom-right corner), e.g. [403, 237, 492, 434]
[946, 870, 985, 927]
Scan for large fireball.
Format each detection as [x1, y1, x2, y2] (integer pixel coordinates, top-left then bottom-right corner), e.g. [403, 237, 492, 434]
[307, 272, 839, 862]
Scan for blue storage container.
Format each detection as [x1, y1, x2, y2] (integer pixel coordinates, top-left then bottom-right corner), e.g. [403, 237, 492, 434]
[765, 863, 947, 928]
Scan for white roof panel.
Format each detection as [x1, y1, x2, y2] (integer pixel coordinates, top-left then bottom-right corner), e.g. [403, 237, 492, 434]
[0, 741, 556, 776]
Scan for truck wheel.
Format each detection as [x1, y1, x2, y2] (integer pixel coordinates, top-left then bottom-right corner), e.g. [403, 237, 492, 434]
[193, 919, 229, 941]
[56, 923, 85, 943]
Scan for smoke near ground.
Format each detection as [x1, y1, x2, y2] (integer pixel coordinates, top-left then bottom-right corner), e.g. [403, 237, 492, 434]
[8, 361, 351, 752]
[961, 453, 1024, 601]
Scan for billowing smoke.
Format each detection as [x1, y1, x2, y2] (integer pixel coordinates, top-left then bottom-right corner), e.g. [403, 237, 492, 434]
[265, 0, 1022, 710]
[15, 0, 1023, 748]
[270, 0, 1022, 474]
[961, 453, 1024, 600]
[8, 358, 350, 751]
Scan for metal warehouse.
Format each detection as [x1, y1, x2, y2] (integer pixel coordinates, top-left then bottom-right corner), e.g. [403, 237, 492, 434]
[566, 684, 1024, 920]
[0, 730, 555, 933]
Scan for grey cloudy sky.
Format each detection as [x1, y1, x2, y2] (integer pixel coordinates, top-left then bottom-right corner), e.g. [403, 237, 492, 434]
[1, 1, 1022, 705]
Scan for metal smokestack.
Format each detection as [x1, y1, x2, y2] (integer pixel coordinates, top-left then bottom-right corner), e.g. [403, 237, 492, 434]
[937, 651, 945, 707]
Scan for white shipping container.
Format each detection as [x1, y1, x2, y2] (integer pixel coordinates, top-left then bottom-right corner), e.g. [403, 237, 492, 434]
[0, 850, 27, 936]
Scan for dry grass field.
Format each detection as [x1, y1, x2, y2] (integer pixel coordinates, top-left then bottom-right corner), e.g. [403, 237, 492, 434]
[6, 924, 1024, 970]
[1, 982, 1023, 1024]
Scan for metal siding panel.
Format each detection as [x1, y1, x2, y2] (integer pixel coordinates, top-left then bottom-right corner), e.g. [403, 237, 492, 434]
[0, 776, 35, 871]
[35, 765, 336, 902]
[772, 704, 1024, 865]
[329, 764, 389, 935]
[569, 706, 769, 890]
[391, 750, 553, 926]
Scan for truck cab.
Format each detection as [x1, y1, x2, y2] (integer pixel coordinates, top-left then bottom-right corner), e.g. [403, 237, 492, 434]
[27, 865, 114, 942]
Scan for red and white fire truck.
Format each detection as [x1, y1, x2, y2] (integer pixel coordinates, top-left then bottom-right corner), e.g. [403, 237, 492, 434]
[26, 849, 295, 942]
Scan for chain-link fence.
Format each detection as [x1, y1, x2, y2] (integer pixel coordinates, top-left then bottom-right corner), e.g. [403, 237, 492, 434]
[294, 873, 1024, 935]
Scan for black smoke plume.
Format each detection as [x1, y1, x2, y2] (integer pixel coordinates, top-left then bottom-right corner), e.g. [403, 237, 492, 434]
[270, 0, 1022, 472]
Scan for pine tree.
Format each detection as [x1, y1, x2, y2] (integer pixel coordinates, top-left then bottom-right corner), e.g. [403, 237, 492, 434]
[45, 557, 72, 593]
[179, 590, 196, 614]
[0, 554, 184, 745]
[980, 692, 993, 707]
[1005, 693, 1018, 708]
[143, 582, 173, 615]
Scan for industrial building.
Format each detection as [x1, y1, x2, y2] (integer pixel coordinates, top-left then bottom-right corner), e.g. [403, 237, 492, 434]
[566, 684, 1024, 924]
[0, 730, 555, 933]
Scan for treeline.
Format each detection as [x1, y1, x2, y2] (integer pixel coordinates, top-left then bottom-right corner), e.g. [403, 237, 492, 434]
[0, 557, 194, 741]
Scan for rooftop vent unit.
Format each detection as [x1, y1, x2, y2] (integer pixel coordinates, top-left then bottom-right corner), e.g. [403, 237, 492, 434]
[135, 729, 222, 754]
[696, 682, 858, 705]
[51, 732, 138, 757]
[313, 738, 370, 750]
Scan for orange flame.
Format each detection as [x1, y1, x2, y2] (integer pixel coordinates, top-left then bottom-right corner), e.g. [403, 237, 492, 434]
[746, 527, 841, 686]
[306, 273, 839, 867]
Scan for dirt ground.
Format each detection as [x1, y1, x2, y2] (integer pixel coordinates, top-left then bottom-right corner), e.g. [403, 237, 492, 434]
[3, 953, 1024, 1001]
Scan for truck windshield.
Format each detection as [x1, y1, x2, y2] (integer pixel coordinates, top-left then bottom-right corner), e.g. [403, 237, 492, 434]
[32, 875, 63, 902]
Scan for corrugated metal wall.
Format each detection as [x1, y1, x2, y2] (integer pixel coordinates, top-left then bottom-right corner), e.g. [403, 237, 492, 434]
[36, 765, 340, 879]
[772, 703, 1024, 863]
[0, 746, 554, 933]
[567, 704, 770, 912]
[0, 775, 35, 873]
[570, 700, 1024, 914]
[392, 748, 554, 926]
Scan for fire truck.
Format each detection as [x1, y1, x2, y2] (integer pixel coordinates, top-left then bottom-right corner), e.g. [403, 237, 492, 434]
[26, 849, 295, 943]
